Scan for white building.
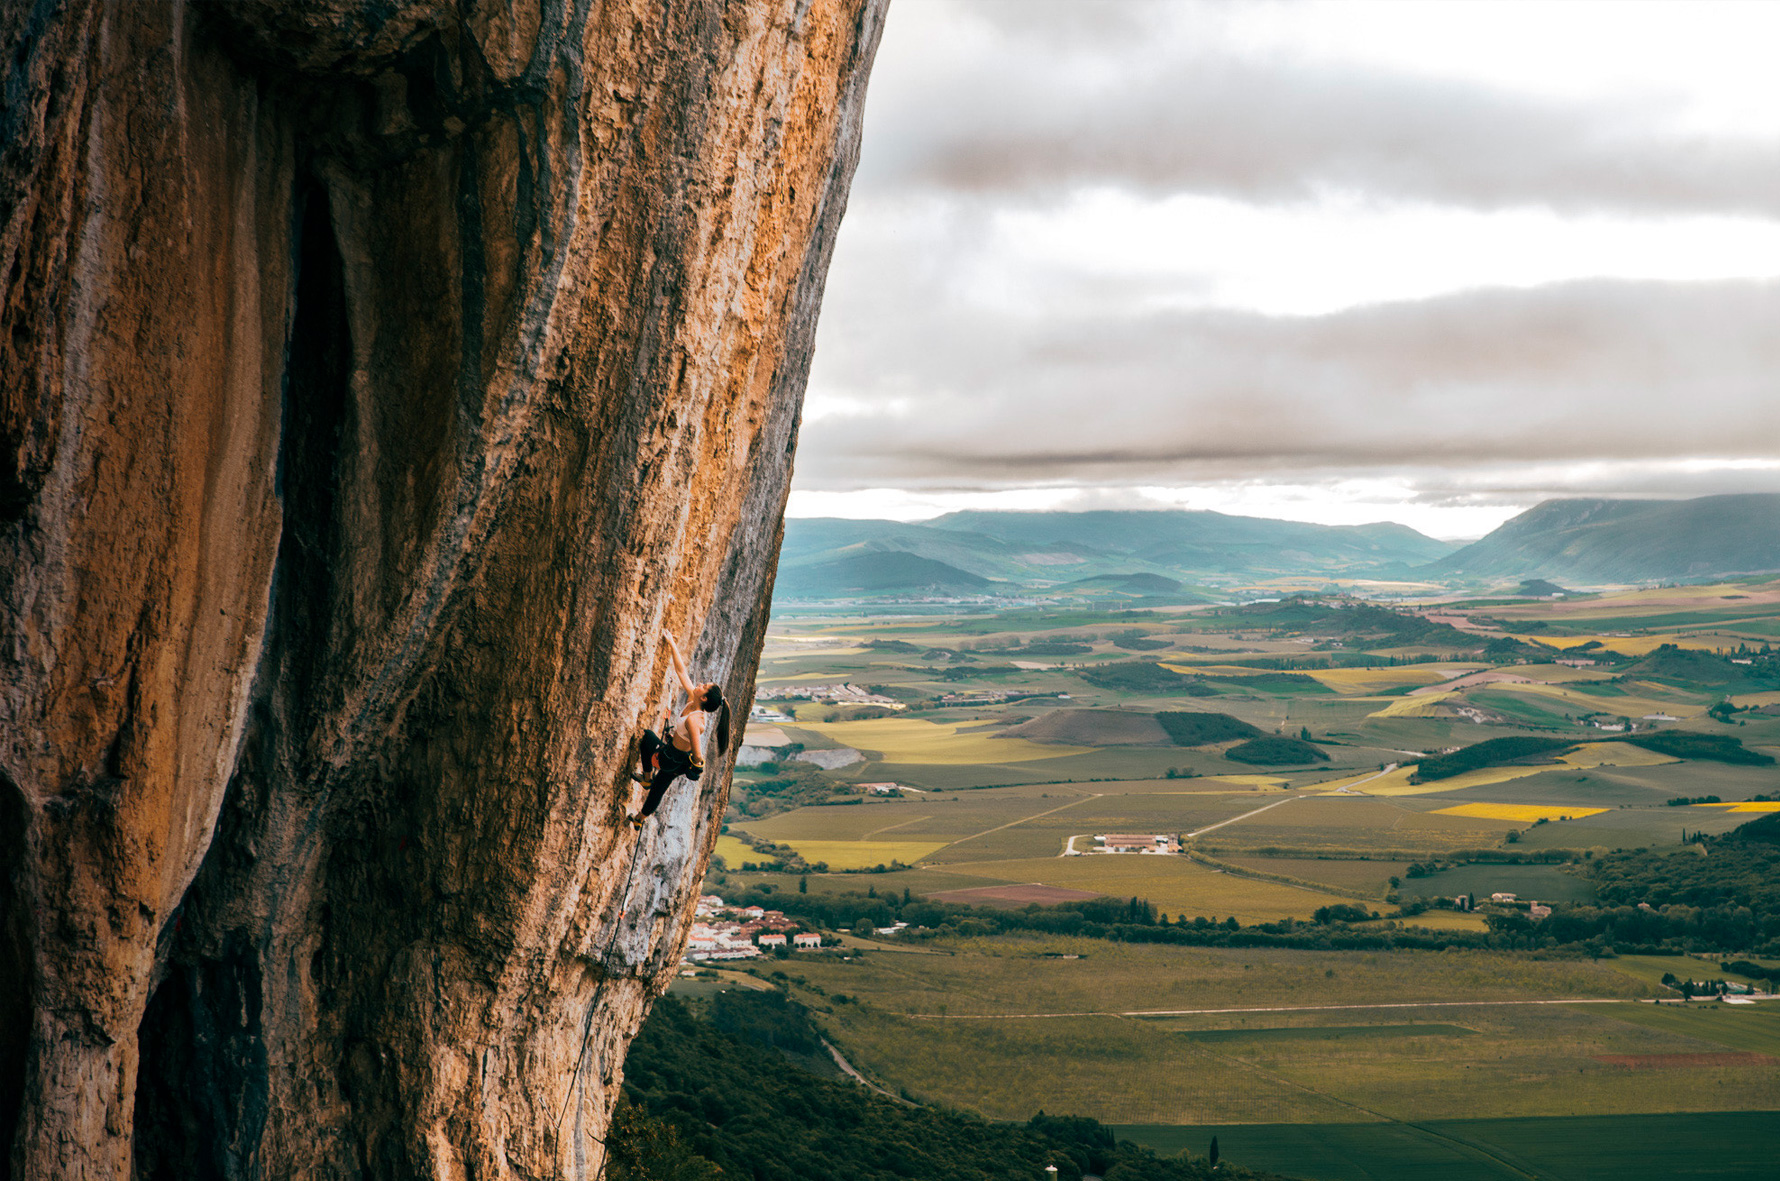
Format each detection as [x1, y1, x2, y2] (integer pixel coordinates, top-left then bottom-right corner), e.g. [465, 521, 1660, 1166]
[1096, 833, 1181, 855]
[684, 922, 762, 961]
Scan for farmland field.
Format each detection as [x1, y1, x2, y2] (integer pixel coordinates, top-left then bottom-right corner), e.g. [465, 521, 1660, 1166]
[797, 716, 1092, 763]
[739, 935, 1780, 1129]
[1432, 802, 1608, 822]
[706, 585, 1780, 1173]
[776, 839, 951, 869]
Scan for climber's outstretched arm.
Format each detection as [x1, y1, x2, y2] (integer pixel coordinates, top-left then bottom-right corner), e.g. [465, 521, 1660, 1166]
[662, 629, 697, 698]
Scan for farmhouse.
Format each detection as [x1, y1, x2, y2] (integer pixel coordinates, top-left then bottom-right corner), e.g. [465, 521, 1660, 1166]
[1096, 833, 1181, 855]
[685, 923, 761, 962]
[793, 933, 822, 950]
[756, 933, 787, 949]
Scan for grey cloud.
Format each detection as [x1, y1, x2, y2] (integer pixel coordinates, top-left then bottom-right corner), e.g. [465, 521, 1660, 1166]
[858, 8, 1780, 215]
[796, 279, 1780, 488]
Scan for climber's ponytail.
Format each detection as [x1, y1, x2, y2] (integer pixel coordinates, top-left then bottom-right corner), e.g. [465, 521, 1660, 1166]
[703, 683, 732, 754]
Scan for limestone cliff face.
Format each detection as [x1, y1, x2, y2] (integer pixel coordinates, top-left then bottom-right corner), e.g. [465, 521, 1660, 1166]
[0, 1, 884, 1177]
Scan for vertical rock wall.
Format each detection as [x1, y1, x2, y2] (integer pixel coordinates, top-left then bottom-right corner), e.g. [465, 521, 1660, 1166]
[0, 1, 885, 1177]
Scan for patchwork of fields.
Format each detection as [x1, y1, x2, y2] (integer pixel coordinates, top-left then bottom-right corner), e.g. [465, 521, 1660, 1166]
[709, 582, 1780, 1178]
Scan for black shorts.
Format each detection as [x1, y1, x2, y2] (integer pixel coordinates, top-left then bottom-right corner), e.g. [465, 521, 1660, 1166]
[637, 729, 700, 818]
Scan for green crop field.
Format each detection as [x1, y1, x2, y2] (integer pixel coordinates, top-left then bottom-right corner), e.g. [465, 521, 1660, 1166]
[1220, 855, 1414, 896]
[1512, 803, 1755, 850]
[733, 934, 1780, 1130]
[1175, 1022, 1478, 1044]
[1591, 999, 1780, 1055]
[1113, 1112, 1780, 1181]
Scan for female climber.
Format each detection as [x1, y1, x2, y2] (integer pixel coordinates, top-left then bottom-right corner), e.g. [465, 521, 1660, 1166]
[629, 628, 732, 824]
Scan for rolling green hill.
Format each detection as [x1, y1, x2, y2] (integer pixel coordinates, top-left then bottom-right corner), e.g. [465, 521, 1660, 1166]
[1622, 644, 1778, 690]
[1229, 598, 1475, 646]
[1424, 494, 1780, 584]
[776, 510, 1455, 599]
[773, 551, 997, 598]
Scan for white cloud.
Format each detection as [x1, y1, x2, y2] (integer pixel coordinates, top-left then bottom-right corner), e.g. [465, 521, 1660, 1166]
[990, 193, 1780, 317]
[794, 1, 1780, 539]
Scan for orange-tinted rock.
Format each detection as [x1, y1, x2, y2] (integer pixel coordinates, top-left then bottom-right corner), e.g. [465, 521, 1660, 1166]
[0, 2, 884, 1176]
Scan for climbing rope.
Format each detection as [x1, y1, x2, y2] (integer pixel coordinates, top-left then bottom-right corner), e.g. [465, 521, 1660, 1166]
[551, 817, 652, 1174]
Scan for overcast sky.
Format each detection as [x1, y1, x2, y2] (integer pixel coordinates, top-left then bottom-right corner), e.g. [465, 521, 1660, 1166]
[787, 0, 1780, 539]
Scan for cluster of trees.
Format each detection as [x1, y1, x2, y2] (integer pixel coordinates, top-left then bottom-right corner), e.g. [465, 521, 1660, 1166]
[1624, 731, 1774, 766]
[1409, 736, 1576, 783]
[1225, 736, 1329, 765]
[1312, 904, 1378, 924]
[1077, 662, 1217, 695]
[729, 762, 841, 818]
[1658, 972, 1760, 999]
[610, 996, 1292, 1181]
[1153, 711, 1260, 745]
[1595, 818, 1779, 905]
[1405, 731, 1772, 786]
[1720, 958, 1780, 986]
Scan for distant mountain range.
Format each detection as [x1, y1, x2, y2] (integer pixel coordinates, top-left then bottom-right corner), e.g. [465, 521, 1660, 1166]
[1425, 494, 1780, 585]
[774, 509, 1455, 599]
[773, 495, 1780, 600]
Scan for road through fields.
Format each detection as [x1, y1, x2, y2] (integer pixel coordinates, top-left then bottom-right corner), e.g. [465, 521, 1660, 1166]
[1184, 793, 1301, 837]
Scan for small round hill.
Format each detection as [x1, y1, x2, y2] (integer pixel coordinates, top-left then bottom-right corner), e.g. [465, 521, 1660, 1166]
[1224, 736, 1331, 765]
[997, 709, 1169, 746]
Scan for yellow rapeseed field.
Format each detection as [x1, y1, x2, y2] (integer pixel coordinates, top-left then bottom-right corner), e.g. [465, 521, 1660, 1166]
[714, 835, 759, 865]
[800, 717, 1091, 764]
[1537, 634, 1717, 656]
[1557, 743, 1678, 769]
[1306, 665, 1474, 692]
[1433, 803, 1608, 822]
[1158, 663, 1275, 678]
[1693, 801, 1780, 813]
[1367, 691, 1455, 719]
[1202, 774, 1292, 789]
[1318, 763, 1570, 798]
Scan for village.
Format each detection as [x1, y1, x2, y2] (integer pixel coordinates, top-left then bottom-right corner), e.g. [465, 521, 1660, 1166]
[682, 894, 826, 963]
